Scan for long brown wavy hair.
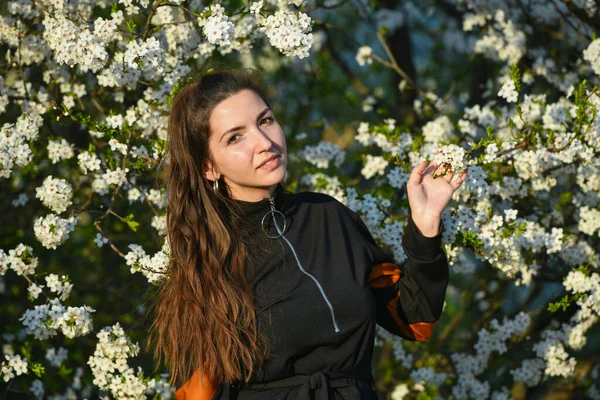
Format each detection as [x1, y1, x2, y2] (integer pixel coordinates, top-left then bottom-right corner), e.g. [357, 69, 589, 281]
[148, 68, 271, 387]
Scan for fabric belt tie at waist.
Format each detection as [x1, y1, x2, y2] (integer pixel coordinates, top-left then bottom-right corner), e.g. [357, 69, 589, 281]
[238, 369, 374, 399]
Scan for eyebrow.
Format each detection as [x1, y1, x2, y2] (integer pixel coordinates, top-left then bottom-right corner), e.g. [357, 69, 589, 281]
[219, 107, 272, 143]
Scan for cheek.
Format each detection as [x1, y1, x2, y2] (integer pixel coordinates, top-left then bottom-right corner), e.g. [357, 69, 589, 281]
[232, 146, 254, 160]
[221, 147, 254, 171]
[273, 126, 287, 148]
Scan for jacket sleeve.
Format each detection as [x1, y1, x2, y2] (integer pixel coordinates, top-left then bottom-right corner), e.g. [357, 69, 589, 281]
[357, 213, 449, 341]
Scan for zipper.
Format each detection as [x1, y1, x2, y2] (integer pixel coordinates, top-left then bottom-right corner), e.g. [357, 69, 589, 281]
[268, 197, 340, 333]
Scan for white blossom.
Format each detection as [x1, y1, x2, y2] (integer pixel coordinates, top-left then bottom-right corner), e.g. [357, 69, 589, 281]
[35, 176, 73, 214]
[1, 354, 27, 382]
[498, 79, 518, 102]
[42, 14, 108, 72]
[33, 214, 78, 250]
[46, 138, 74, 163]
[422, 116, 454, 143]
[77, 151, 101, 174]
[361, 154, 388, 179]
[94, 233, 109, 248]
[356, 46, 373, 66]
[88, 323, 148, 398]
[202, 4, 234, 48]
[583, 39, 600, 76]
[45, 347, 68, 367]
[298, 141, 344, 168]
[261, 9, 313, 59]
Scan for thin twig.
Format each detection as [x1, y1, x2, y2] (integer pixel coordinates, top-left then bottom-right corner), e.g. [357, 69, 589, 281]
[142, 0, 161, 41]
[377, 31, 425, 97]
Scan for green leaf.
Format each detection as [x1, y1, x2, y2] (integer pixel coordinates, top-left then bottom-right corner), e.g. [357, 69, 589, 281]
[548, 295, 569, 312]
[201, 8, 212, 19]
[58, 364, 73, 380]
[577, 264, 590, 277]
[127, 20, 136, 33]
[454, 230, 484, 253]
[394, 154, 411, 173]
[133, 158, 145, 171]
[31, 362, 45, 378]
[510, 64, 521, 92]
[121, 214, 139, 232]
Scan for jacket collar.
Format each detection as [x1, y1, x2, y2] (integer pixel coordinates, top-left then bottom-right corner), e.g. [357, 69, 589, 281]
[231, 183, 286, 226]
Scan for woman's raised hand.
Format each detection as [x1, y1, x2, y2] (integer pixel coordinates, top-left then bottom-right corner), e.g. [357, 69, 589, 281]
[406, 160, 468, 237]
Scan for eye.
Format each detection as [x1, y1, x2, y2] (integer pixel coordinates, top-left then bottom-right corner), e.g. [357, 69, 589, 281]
[227, 133, 242, 144]
[260, 116, 274, 125]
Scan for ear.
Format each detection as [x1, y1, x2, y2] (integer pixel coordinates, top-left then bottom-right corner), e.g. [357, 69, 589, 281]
[203, 161, 220, 182]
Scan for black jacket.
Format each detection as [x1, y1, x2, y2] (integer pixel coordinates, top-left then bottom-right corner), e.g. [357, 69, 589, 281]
[215, 184, 448, 399]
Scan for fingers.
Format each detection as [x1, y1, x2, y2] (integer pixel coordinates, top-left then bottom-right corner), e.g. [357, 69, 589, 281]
[408, 161, 427, 187]
[434, 163, 455, 182]
[451, 167, 468, 190]
[409, 160, 468, 191]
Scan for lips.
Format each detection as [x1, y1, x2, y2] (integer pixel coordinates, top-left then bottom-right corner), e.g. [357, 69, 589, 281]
[258, 154, 280, 168]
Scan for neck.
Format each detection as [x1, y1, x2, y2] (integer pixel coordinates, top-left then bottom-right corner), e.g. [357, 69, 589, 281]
[230, 184, 280, 203]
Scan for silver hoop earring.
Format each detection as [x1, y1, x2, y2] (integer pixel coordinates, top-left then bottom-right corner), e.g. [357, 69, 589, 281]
[213, 179, 219, 192]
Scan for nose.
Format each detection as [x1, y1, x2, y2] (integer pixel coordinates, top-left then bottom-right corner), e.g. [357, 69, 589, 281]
[253, 125, 274, 152]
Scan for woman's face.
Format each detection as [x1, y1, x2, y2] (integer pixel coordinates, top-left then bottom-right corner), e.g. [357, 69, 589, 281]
[204, 89, 287, 202]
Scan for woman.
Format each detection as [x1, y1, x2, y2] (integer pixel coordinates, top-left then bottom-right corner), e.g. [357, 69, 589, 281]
[150, 68, 467, 399]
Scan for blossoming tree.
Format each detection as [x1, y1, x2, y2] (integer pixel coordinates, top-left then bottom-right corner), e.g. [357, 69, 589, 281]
[1, 0, 599, 398]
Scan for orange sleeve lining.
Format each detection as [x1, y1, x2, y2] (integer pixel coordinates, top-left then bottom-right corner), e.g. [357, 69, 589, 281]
[367, 262, 437, 341]
[175, 369, 218, 400]
[367, 262, 401, 288]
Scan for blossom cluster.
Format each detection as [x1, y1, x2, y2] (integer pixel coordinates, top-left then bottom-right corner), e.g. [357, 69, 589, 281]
[46, 347, 69, 368]
[355, 121, 410, 154]
[260, 9, 313, 58]
[298, 140, 345, 168]
[47, 138, 74, 164]
[45, 274, 74, 301]
[361, 155, 389, 179]
[123, 37, 164, 76]
[77, 150, 102, 174]
[431, 144, 467, 177]
[0, 111, 44, 179]
[21, 298, 94, 340]
[583, 39, 600, 76]
[0, 243, 38, 277]
[344, 188, 407, 264]
[124, 239, 171, 284]
[87, 323, 158, 399]
[42, 14, 108, 72]
[1, 354, 28, 383]
[202, 4, 235, 48]
[469, 9, 526, 65]
[497, 78, 518, 103]
[422, 115, 455, 143]
[451, 312, 531, 399]
[376, 326, 413, 369]
[300, 173, 346, 202]
[35, 176, 73, 214]
[33, 214, 78, 250]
